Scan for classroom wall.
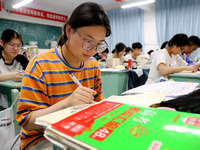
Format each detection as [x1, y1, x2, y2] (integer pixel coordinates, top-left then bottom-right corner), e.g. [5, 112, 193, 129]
[0, 8, 64, 49]
[0, 6, 64, 27]
[0, 4, 159, 54]
[143, 3, 159, 56]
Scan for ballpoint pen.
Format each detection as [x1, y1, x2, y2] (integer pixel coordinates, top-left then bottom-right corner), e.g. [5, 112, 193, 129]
[16, 70, 23, 73]
[69, 73, 94, 103]
[69, 73, 82, 86]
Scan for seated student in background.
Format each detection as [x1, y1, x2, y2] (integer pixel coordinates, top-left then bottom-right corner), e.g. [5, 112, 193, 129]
[0, 29, 29, 109]
[16, 2, 111, 150]
[179, 35, 200, 66]
[146, 49, 154, 64]
[93, 48, 109, 62]
[125, 42, 142, 66]
[0, 29, 28, 82]
[124, 47, 132, 56]
[146, 33, 198, 84]
[106, 42, 126, 68]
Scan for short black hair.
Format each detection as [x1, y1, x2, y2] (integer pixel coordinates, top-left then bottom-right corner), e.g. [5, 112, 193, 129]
[161, 33, 189, 49]
[115, 42, 126, 53]
[132, 42, 142, 49]
[147, 50, 154, 55]
[58, 2, 111, 46]
[0, 29, 23, 51]
[102, 48, 109, 53]
[125, 47, 132, 53]
[189, 36, 200, 47]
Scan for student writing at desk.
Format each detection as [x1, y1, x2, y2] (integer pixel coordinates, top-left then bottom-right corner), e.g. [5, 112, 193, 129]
[146, 33, 198, 84]
[0, 29, 28, 82]
[179, 35, 200, 67]
[16, 2, 111, 150]
[106, 42, 126, 68]
[0, 29, 28, 108]
[93, 48, 109, 62]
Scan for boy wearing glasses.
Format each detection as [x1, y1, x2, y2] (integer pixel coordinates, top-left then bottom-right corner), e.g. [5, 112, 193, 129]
[17, 2, 111, 150]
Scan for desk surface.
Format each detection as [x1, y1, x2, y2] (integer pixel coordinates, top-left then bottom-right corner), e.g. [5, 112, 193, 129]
[169, 71, 200, 86]
[0, 80, 21, 89]
[170, 71, 200, 77]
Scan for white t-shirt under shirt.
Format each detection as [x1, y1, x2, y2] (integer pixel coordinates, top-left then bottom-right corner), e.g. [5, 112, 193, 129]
[0, 59, 23, 74]
[106, 53, 126, 68]
[146, 49, 188, 84]
[125, 53, 141, 62]
[0, 54, 28, 108]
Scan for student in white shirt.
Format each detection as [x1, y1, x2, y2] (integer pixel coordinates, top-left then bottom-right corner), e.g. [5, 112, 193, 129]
[106, 42, 126, 68]
[146, 33, 198, 84]
[125, 42, 142, 66]
[0, 29, 28, 82]
[0, 29, 28, 109]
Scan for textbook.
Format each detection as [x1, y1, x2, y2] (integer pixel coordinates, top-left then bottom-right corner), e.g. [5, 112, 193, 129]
[36, 93, 166, 126]
[45, 101, 200, 150]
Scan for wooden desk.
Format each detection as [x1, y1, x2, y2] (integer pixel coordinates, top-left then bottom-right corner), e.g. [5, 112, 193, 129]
[101, 69, 129, 98]
[169, 71, 200, 86]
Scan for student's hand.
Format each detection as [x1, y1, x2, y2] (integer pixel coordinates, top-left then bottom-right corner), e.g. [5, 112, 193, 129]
[65, 86, 97, 107]
[186, 65, 198, 72]
[12, 71, 25, 81]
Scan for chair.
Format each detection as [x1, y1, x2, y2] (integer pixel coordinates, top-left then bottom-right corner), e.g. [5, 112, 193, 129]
[11, 89, 21, 135]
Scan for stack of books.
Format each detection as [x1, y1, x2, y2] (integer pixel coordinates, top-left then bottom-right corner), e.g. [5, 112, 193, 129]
[37, 100, 200, 150]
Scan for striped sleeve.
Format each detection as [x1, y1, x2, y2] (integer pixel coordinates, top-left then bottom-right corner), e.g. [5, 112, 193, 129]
[17, 56, 50, 127]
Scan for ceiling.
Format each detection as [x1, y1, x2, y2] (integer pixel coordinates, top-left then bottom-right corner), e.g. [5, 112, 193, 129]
[3, 0, 154, 16]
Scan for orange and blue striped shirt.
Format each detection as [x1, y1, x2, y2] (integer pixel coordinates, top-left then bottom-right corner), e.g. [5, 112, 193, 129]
[16, 47, 104, 150]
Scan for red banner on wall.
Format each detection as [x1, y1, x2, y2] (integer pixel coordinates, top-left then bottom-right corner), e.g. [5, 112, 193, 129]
[12, 7, 68, 23]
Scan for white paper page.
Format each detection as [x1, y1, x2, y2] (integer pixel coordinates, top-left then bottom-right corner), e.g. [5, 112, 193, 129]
[122, 82, 199, 98]
[105, 92, 166, 107]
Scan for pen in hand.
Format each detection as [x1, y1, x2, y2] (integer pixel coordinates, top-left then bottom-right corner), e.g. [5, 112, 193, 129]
[69, 73, 94, 103]
[16, 70, 23, 73]
[69, 73, 82, 87]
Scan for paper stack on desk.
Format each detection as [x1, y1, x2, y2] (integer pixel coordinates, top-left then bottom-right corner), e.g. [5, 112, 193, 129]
[105, 92, 166, 107]
[44, 101, 200, 150]
[122, 81, 199, 99]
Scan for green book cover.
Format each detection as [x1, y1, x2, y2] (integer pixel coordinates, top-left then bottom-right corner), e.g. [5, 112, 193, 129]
[51, 101, 200, 150]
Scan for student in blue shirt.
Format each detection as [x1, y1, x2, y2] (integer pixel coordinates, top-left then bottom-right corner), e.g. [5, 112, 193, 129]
[180, 35, 200, 66]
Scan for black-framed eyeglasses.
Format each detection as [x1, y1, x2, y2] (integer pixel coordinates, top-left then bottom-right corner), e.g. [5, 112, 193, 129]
[76, 30, 108, 53]
[7, 43, 22, 50]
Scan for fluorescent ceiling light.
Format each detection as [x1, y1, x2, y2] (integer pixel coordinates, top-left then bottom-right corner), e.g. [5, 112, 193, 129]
[13, 0, 33, 9]
[121, 0, 155, 9]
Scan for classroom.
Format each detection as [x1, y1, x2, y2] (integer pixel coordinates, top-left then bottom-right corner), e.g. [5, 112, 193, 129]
[0, 0, 200, 150]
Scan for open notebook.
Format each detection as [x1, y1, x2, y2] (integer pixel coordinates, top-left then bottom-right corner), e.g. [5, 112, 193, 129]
[35, 93, 166, 127]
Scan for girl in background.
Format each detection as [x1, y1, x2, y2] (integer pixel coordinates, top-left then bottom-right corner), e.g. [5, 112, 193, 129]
[0, 29, 28, 82]
[0, 29, 28, 109]
[106, 42, 126, 68]
[17, 2, 111, 150]
[146, 33, 198, 84]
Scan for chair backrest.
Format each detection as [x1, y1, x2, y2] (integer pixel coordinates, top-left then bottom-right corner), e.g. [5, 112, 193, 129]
[11, 89, 21, 135]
